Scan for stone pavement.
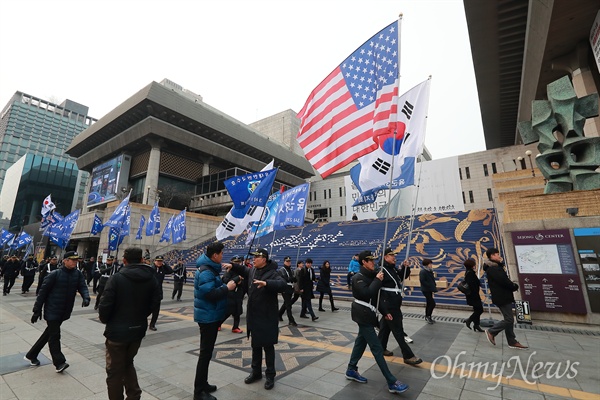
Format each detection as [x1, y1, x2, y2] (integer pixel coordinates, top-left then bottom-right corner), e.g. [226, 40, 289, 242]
[1, 282, 599, 400]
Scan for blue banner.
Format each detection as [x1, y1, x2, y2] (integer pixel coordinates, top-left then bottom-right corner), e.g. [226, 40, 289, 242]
[136, 215, 145, 240]
[172, 210, 186, 244]
[224, 168, 277, 208]
[146, 202, 160, 236]
[90, 214, 104, 235]
[108, 227, 120, 251]
[246, 193, 280, 244]
[104, 194, 130, 228]
[274, 183, 310, 229]
[119, 206, 130, 238]
[0, 229, 14, 246]
[11, 231, 33, 250]
[159, 216, 174, 243]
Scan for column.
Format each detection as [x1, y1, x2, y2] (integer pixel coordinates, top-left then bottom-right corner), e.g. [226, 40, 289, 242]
[143, 138, 163, 204]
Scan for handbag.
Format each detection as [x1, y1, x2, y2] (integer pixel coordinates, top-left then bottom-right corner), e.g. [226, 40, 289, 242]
[457, 280, 471, 295]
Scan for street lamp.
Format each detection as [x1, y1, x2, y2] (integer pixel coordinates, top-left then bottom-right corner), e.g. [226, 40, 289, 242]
[525, 150, 535, 177]
[146, 186, 151, 205]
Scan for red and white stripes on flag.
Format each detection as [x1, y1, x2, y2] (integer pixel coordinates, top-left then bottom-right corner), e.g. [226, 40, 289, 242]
[297, 20, 400, 178]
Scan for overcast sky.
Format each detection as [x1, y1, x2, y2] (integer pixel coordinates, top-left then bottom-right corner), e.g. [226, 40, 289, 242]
[0, 0, 486, 160]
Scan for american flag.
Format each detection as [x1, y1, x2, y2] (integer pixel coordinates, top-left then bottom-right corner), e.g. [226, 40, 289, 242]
[297, 20, 400, 178]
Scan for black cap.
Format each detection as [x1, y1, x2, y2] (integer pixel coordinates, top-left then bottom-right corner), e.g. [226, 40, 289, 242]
[231, 255, 243, 262]
[384, 248, 397, 256]
[64, 251, 80, 259]
[250, 248, 269, 259]
[155, 255, 164, 261]
[50, 255, 58, 260]
[358, 250, 377, 264]
[284, 256, 292, 261]
[28, 255, 34, 258]
[107, 255, 115, 260]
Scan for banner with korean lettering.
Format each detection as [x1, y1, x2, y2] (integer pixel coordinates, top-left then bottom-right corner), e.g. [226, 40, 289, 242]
[172, 209, 187, 244]
[224, 168, 277, 209]
[274, 183, 310, 229]
[245, 193, 280, 244]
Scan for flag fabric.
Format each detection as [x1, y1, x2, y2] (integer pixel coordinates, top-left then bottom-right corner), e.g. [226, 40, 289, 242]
[245, 193, 281, 244]
[104, 194, 130, 228]
[146, 202, 160, 236]
[11, 231, 33, 250]
[297, 20, 400, 178]
[172, 209, 187, 244]
[136, 215, 145, 240]
[48, 209, 80, 249]
[159, 216, 174, 243]
[41, 212, 63, 235]
[0, 229, 14, 246]
[118, 206, 131, 240]
[23, 241, 34, 259]
[224, 169, 277, 209]
[350, 79, 431, 206]
[108, 227, 120, 251]
[274, 183, 310, 229]
[90, 214, 104, 235]
[41, 195, 56, 216]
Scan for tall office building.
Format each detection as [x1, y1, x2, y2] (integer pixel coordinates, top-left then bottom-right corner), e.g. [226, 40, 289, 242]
[0, 92, 97, 222]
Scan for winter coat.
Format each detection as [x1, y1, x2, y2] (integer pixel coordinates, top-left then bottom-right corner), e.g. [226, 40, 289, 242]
[34, 267, 89, 322]
[463, 268, 482, 306]
[2, 260, 20, 278]
[483, 260, 518, 306]
[21, 259, 38, 277]
[194, 254, 228, 324]
[232, 260, 286, 347]
[278, 266, 296, 294]
[222, 268, 244, 316]
[316, 266, 332, 293]
[172, 263, 187, 283]
[98, 263, 161, 342]
[419, 268, 438, 293]
[350, 266, 382, 327]
[298, 266, 316, 298]
[154, 263, 174, 295]
[378, 260, 410, 315]
[348, 258, 360, 274]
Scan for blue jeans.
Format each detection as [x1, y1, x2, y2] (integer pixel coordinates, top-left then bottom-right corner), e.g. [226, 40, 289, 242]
[348, 323, 397, 385]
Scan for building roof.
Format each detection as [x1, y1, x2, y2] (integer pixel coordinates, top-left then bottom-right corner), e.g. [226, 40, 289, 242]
[464, 0, 600, 149]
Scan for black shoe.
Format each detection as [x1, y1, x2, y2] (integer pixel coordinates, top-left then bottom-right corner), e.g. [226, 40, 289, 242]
[245, 373, 263, 384]
[196, 392, 216, 400]
[318, 308, 325, 312]
[24, 355, 40, 366]
[383, 350, 394, 357]
[332, 307, 339, 312]
[56, 362, 69, 373]
[426, 316, 434, 324]
[464, 318, 472, 330]
[149, 326, 157, 331]
[264, 377, 274, 390]
[312, 316, 319, 321]
[473, 325, 484, 332]
[289, 322, 298, 326]
[205, 384, 217, 393]
[300, 315, 309, 319]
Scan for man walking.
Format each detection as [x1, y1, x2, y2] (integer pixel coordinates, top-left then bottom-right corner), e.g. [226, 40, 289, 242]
[25, 251, 90, 372]
[345, 250, 409, 394]
[98, 247, 162, 400]
[298, 258, 318, 321]
[228, 248, 286, 390]
[21, 254, 38, 294]
[172, 258, 186, 301]
[37, 255, 58, 295]
[149, 255, 173, 331]
[484, 248, 528, 349]
[277, 256, 298, 326]
[193, 242, 237, 400]
[95, 255, 116, 310]
[2, 255, 20, 295]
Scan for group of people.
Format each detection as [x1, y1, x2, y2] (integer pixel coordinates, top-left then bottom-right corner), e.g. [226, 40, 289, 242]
[1, 254, 39, 295]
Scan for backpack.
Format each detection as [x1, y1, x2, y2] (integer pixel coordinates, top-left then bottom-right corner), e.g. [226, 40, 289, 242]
[457, 279, 471, 295]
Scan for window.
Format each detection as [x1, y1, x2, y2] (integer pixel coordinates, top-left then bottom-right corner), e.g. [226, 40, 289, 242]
[340, 206, 344, 217]
[462, 191, 466, 204]
[491, 162, 497, 174]
[487, 188, 493, 202]
[328, 188, 331, 198]
[483, 164, 489, 177]
[469, 190, 474, 203]
[328, 208, 332, 217]
[323, 189, 327, 199]
[519, 158, 526, 170]
[309, 191, 312, 201]
[339, 187, 343, 197]
[459, 168, 462, 180]
[465, 167, 471, 179]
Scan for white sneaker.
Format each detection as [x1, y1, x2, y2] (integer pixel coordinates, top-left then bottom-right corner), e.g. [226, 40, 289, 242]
[404, 335, 414, 343]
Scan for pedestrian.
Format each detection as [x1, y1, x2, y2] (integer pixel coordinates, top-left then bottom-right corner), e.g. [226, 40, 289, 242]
[419, 258, 437, 324]
[463, 258, 484, 332]
[25, 251, 90, 372]
[2, 255, 20, 295]
[347, 254, 360, 288]
[483, 248, 528, 349]
[277, 256, 298, 326]
[193, 242, 237, 400]
[377, 249, 422, 364]
[345, 250, 409, 394]
[84, 256, 95, 286]
[227, 248, 287, 390]
[95, 255, 116, 310]
[37, 255, 59, 295]
[219, 255, 245, 333]
[98, 247, 162, 400]
[149, 255, 173, 331]
[316, 260, 339, 312]
[299, 258, 318, 321]
[172, 258, 187, 301]
[21, 254, 38, 294]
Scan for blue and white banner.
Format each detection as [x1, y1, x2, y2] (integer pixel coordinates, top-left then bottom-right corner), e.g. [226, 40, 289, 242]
[172, 209, 187, 244]
[108, 227, 120, 251]
[146, 202, 160, 236]
[159, 216, 174, 243]
[119, 206, 130, 239]
[11, 231, 33, 250]
[245, 193, 280, 244]
[104, 194, 130, 228]
[41, 194, 56, 217]
[274, 183, 310, 229]
[90, 214, 104, 235]
[224, 168, 277, 209]
[136, 215, 145, 240]
[0, 229, 14, 246]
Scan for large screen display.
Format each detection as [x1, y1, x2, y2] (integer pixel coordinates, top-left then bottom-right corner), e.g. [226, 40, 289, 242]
[87, 155, 123, 207]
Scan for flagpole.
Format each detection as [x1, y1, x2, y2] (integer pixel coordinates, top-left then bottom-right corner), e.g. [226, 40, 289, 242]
[294, 226, 306, 265]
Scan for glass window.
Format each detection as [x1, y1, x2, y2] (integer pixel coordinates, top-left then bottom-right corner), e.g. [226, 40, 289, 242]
[462, 191, 466, 204]
[465, 167, 471, 179]
[323, 189, 327, 199]
[459, 168, 462, 180]
[491, 162, 497, 174]
[340, 206, 344, 217]
[483, 164, 489, 177]
[487, 188, 493, 202]
[469, 190, 474, 203]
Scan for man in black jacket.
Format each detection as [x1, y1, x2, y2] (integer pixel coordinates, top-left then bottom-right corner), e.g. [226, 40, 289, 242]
[21, 254, 38, 294]
[94, 255, 116, 310]
[99, 247, 161, 400]
[277, 256, 297, 326]
[37, 255, 58, 295]
[483, 248, 528, 349]
[298, 258, 318, 321]
[2, 255, 21, 295]
[25, 251, 90, 372]
[345, 250, 409, 394]
[171, 258, 186, 301]
[149, 255, 173, 331]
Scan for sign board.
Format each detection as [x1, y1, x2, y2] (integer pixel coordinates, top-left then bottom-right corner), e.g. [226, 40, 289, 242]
[590, 10, 600, 74]
[514, 300, 532, 324]
[574, 227, 600, 313]
[512, 229, 586, 314]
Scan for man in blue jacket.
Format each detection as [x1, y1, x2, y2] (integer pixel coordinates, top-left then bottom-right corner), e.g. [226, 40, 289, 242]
[25, 251, 90, 373]
[347, 254, 360, 288]
[193, 242, 236, 400]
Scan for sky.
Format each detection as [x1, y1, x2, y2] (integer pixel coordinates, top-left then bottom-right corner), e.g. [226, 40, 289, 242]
[0, 0, 486, 160]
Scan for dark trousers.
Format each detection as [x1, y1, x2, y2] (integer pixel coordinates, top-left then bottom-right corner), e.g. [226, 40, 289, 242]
[22, 275, 35, 292]
[378, 313, 414, 359]
[93, 275, 100, 293]
[27, 320, 65, 367]
[348, 323, 396, 385]
[150, 301, 161, 327]
[105, 338, 142, 400]
[318, 289, 336, 310]
[172, 281, 183, 300]
[3, 275, 16, 293]
[95, 284, 106, 309]
[488, 303, 517, 345]
[468, 299, 484, 326]
[194, 322, 219, 397]
[251, 344, 275, 378]
[300, 293, 315, 318]
[423, 291, 436, 317]
[221, 311, 241, 330]
[278, 290, 296, 323]
[347, 272, 355, 287]
[85, 269, 93, 285]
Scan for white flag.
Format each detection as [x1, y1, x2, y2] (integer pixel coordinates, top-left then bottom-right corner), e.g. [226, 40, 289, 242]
[41, 195, 56, 216]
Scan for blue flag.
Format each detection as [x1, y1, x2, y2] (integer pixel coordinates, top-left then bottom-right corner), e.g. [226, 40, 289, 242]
[108, 227, 120, 251]
[246, 193, 280, 244]
[146, 202, 160, 236]
[119, 206, 131, 238]
[49, 210, 79, 249]
[274, 183, 310, 229]
[0, 229, 14, 246]
[172, 210, 186, 244]
[104, 194, 130, 228]
[136, 215, 145, 240]
[224, 168, 277, 209]
[90, 214, 104, 235]
[11, 231, 33, 250]
[159, 216, 174, 243]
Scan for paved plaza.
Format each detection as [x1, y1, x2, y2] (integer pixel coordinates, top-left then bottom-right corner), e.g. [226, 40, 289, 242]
[1, 282, 599, 400]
